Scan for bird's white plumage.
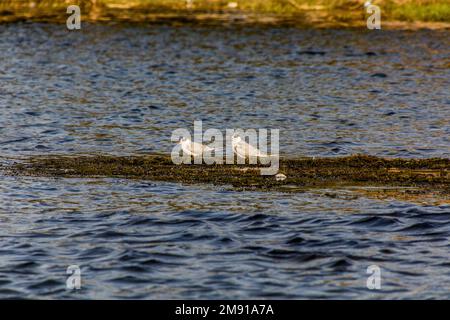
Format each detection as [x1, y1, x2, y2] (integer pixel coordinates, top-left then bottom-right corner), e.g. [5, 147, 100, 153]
[231, 134, 269, 158]
[179, 137, 213, 157]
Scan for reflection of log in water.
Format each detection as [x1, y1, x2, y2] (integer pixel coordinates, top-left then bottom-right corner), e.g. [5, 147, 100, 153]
[5, 155, 449, 200]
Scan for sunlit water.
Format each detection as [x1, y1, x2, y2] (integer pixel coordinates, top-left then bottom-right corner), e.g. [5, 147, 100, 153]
[0, 23, 449, 299]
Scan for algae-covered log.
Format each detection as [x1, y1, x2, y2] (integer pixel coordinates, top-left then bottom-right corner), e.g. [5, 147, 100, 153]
[6, 155, 450, 193]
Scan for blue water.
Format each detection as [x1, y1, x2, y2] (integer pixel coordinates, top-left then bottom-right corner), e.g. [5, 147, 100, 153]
[0, 23, 449, 299]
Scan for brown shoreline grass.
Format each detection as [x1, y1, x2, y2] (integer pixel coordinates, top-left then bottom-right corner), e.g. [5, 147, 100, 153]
[0, 0, 449, 28]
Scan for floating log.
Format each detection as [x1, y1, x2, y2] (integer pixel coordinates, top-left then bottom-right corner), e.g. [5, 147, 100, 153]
[5, 154, 449, 193]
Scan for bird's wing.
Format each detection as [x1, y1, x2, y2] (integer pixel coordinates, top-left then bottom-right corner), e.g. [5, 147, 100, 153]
[242, 141, 268, 157]
[181, 143, 192, 156]
[234, 141, 248, 158]
[246, 142, 262, 157]
[202, 144, 214, 152]
[190, 141, 206, 156]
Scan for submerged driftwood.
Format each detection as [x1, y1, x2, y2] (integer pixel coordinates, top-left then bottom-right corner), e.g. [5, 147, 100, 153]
[6, 154, 450, 193]
[3, 154, 450, 204]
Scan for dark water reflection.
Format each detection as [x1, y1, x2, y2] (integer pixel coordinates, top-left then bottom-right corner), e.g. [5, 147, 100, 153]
[1, 176, 449, 299]
[0, 23, 449, 299]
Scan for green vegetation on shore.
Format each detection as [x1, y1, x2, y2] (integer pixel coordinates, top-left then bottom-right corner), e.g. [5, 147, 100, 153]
[386, 1, 450, 22]
[0, 0, 449, 26]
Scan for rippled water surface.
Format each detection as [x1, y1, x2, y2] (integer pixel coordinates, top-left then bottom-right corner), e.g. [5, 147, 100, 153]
[0, 23, 449, 299]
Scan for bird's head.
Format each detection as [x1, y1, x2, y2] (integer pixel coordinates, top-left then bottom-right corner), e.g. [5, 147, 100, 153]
[178, 136, 189, 144]
[231, 133, 241, 143]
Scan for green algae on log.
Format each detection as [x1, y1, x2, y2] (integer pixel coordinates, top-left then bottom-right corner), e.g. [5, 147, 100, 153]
[6, 155, 450, 193]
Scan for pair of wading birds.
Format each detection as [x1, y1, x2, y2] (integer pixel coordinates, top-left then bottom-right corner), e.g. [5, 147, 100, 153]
[178, 133, 286, 180]
[178, 134, 287, 180]
[178, 133, 269, 159]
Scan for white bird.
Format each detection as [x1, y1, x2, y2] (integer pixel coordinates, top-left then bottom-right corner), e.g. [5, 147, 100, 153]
[231, 133, 269, 159]
[179, 137, 213, 157]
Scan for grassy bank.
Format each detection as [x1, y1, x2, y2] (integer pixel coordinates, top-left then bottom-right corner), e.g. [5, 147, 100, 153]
[4, 154, 450, 204]
[0, 0, 449, 27]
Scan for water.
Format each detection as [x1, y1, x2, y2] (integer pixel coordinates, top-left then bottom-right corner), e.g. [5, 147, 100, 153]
[0, 23, 449, 299]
